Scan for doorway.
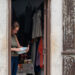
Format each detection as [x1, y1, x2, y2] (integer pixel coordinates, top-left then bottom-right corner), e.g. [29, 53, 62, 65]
[8, 0, 50, 75]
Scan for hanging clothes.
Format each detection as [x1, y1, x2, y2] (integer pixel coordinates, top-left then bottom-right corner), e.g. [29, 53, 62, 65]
[38, 37, 43, 68]
[35, 38, 40, 67]
[32, 10, 42, 39]
[36, 49, 40, 67]
[34, 38, 41, 73]
[31, 39, 37, 65]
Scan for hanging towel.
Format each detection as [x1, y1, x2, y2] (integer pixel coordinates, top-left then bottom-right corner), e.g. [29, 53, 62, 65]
[32, 10, 42, 39]
[38, 37, 43, 68]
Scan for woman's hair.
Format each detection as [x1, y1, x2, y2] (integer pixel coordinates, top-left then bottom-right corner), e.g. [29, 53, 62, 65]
[12, 22, 20, 30]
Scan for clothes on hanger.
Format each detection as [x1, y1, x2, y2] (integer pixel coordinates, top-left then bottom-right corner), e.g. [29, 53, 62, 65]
[36, 48, 40, 67]
[34, 38, 41, 73]
[32, 9, 42, 39]
[38, 37, 43, 68]
[31, 39, 37, 65]
[31, 37, 43, 73]
[35, 38, 40, 66]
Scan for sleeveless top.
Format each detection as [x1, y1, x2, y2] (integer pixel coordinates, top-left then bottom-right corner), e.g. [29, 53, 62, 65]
[11, 35, 18, 56]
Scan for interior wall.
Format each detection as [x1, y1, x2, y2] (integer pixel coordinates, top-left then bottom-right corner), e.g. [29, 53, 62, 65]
[0, 0, 8, 75]
[51, 0, 63, 75]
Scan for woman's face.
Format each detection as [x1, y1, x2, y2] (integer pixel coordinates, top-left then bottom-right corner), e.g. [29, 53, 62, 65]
[12, 27, 19, 34]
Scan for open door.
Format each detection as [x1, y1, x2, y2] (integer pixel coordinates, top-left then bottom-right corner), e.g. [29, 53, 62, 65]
[8, 0, 50, 75]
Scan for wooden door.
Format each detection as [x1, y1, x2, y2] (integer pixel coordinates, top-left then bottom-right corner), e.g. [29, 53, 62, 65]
[62, 0, 75, 75]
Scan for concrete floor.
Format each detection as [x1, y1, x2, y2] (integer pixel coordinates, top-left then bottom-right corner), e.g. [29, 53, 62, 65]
[17, 69, 26, 75]
[17, 73, 26, 75]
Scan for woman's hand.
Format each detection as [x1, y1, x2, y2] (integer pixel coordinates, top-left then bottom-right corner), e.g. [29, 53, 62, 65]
[25, 45, 30, 53]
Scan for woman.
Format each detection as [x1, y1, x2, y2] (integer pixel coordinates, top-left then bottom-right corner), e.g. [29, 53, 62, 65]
[11, 22, 29, 75]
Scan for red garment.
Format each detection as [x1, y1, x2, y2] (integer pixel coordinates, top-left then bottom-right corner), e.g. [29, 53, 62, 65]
[38, 37, 43, 68]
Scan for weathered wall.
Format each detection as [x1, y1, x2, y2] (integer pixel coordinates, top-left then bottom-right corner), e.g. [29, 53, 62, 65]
[0, 0, 63, 75]
[51, 0, 63, 75]
[0, 0, 8, 75]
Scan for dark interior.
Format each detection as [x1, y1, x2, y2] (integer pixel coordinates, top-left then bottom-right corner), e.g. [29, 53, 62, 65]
[12, 0, 44, 75]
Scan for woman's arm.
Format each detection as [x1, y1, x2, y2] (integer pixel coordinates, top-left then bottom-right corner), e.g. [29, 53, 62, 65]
[15, 35, 22, 48]
[11, 48, 20, 52]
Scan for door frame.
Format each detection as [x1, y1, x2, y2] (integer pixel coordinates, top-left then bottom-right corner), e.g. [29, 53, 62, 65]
[44, 0, 51, 75]
[8, 0, 51, 75]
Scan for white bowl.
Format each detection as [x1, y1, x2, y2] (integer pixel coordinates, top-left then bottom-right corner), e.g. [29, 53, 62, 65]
[17, 47, 28, 54]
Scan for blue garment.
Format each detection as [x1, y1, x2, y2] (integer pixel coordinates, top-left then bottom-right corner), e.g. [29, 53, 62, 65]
[11, 56, 19, 75]
[34, 38, 41, 73]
